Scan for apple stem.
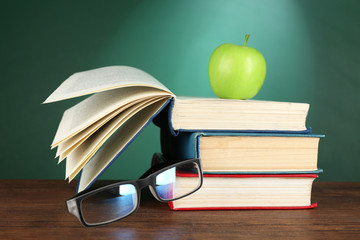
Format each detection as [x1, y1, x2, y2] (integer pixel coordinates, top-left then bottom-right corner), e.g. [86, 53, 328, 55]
[244, 34, 250, 46]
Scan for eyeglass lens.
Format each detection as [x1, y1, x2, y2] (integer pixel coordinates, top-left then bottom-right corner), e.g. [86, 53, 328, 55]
[81, 184, 137, 225]
[79, 161, 201, 225]
[154, 161, 201, 200]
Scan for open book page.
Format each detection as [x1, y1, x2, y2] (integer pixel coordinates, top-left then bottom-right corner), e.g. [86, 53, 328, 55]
[51, 86, 172, 147]
[44, 66, 173, 103]
[77, 98, 168, 192]
[55, 107, 122, 161]
[55, 97, 155, 160]
[65, 96, 168, 180]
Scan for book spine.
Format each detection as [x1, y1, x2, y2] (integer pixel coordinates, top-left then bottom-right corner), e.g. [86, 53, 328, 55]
[160, 129, 198, 161]
[152, 98, 178, 135]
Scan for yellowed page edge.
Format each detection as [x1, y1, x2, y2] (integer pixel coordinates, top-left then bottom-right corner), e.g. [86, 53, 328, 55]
[51, 86, 172, 147]
[77, 99, 168, 192]
[55, 96, 157, 160]
[66, 97, 168, 180]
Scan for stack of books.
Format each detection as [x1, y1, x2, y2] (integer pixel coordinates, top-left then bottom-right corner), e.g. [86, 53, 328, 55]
[154, 98, 324, 210]
[155, 98, 323, 210]
[44, 65, 323, 210]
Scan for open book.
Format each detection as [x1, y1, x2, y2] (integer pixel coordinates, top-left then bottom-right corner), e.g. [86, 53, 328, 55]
[44, 66, 310, 192]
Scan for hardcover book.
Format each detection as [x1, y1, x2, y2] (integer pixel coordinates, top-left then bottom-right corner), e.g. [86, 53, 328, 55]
[170, 173, 318, 210]
[160, 130, 324, 173]
[149, 153, 320, 210]
[44, 66, 312, 192]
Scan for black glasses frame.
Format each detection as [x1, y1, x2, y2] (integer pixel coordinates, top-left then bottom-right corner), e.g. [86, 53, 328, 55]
[66, 158, 202, 227]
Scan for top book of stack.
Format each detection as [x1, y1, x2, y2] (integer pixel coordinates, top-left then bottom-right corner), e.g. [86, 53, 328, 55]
[44, 66, 311, 192]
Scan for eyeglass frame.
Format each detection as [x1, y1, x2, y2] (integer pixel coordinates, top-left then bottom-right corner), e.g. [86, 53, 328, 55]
[66, 158, 203, 227]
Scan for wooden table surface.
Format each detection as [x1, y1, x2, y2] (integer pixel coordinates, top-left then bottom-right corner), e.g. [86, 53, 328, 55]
[0, 180, 359, 240]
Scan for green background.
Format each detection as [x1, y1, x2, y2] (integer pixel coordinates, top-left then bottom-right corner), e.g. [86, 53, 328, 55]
[1, 0, 359, 182]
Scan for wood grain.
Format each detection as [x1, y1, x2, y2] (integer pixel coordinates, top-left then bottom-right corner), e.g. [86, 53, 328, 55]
[0, 180, 359, 240]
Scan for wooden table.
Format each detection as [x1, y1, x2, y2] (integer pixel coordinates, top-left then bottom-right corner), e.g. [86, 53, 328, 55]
[0, 180, 359, 239]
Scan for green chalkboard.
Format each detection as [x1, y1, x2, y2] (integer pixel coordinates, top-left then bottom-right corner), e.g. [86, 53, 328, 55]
[1, 0, 359, 182]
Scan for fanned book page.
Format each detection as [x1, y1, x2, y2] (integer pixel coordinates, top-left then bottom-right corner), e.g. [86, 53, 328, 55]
[65, 97, 167, 181]
[51, 86, 171, 147]
[43, 66, 172, 103]
[77, 99, 169, 192]
[44, 66, 174, 189]
[56, 97, 164, 162]
[55, 105, 129, 161]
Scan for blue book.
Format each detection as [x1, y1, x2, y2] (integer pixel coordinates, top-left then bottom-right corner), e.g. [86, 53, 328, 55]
[159, 128, 324, 174]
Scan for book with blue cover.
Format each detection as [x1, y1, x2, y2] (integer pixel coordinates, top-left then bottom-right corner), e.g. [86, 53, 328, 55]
[44, 66, 313, 192]
[159, 129, 324, 174]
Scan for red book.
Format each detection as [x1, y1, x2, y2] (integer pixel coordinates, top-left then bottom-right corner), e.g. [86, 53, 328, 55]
[169, 173, 318, 211]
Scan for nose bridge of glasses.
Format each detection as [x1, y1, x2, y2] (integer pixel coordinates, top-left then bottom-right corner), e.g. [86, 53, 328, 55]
[135, 175, 163, 200]
[136, 176, 153, 190]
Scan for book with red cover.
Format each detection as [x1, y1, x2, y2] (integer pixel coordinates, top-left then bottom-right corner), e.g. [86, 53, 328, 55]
[169, 173, 318, 211]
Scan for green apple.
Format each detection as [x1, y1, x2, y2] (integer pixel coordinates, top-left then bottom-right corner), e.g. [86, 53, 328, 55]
[208, 34, 266, 99]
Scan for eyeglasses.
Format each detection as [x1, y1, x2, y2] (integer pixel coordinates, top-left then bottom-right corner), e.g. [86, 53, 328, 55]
[66, 158, 202, 227]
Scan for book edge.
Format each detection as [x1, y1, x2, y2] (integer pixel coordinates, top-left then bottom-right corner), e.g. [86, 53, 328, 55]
[169, 202, 318, 211]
